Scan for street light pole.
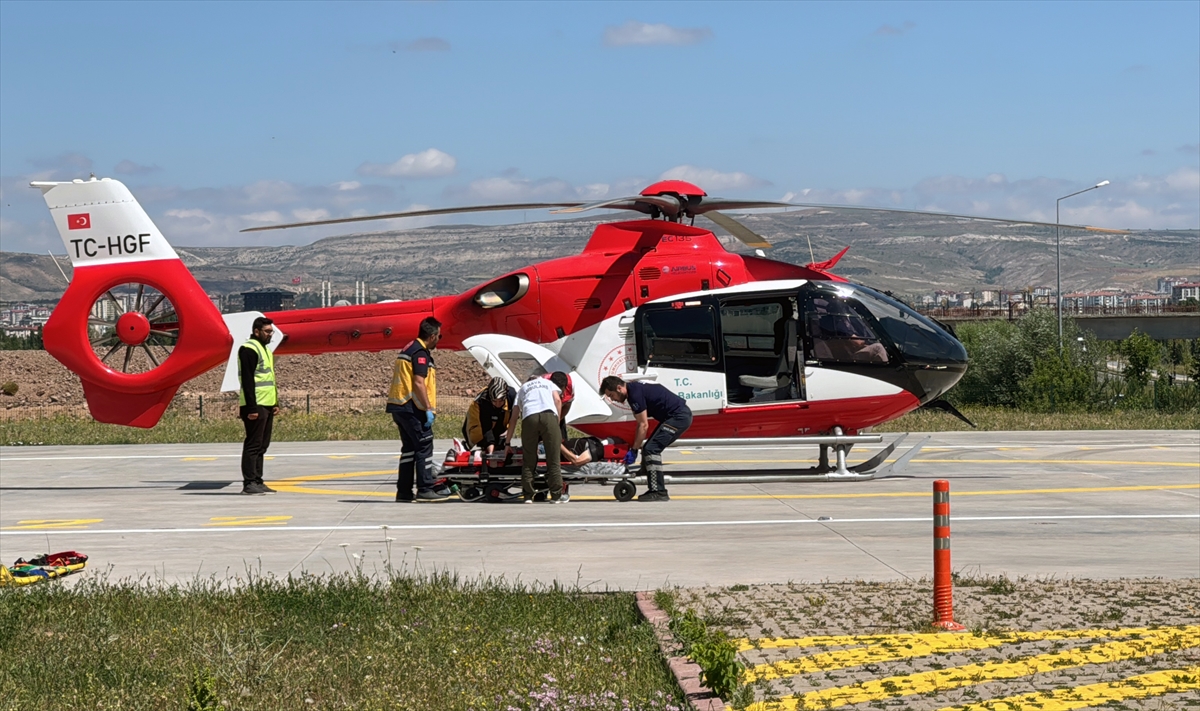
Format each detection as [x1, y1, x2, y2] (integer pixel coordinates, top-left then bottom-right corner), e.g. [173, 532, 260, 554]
[1056, 180, 1110, 350]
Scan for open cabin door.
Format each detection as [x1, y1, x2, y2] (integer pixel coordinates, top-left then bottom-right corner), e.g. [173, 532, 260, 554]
[632, 296, 726, 415]
[719, 291, 806, 405]
[462, 334, 613, 424]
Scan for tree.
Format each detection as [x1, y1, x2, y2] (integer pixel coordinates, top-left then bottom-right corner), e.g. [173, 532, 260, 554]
[1120, 331, 1162, 389]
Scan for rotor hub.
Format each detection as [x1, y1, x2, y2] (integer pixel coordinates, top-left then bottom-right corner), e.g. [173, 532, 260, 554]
[116, 311, 151, 345]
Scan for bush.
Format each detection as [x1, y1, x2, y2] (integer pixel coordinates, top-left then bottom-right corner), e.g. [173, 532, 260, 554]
[951, 308, 1195, 414]
[1, 381, 17, 396]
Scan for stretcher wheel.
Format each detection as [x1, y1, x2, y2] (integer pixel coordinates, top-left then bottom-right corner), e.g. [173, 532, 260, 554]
[614, 480, 636, 502]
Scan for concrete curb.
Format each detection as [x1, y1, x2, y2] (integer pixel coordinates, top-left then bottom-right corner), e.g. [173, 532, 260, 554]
[635, 590, 726, 711]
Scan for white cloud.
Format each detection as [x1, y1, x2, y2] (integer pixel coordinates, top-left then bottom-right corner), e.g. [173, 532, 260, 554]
[114, 159, 160, 175]
[394, 37, 451, 52]
[603, 21, 712, 47]
[24, 152, 94, 182]
[242, 211, 285, 224]
[454, 176, 582, 202]
[357, 148, 457, 178]
[333, 181, 361, 191]
[659, 165, 769, 192]
[874, 21, 916, 36]
[781, 169, 1199, 229]
[292, 208, 330, 222]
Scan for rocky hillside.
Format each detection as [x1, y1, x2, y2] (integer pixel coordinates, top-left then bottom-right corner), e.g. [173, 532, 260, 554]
[3, 212, 1196, 302]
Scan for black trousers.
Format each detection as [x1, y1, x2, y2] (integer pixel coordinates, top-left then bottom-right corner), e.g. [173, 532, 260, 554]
[394, 410, 435, 499]
[642, 411, 692, 492]
[239, 406, 274, 485]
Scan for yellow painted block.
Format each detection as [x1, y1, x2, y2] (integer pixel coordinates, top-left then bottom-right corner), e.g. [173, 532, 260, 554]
[745, 626, 1200, 710]
[933, 666, 1200, 711]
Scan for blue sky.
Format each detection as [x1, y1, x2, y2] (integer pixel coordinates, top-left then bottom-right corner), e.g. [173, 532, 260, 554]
[2, 1, 1197, 253]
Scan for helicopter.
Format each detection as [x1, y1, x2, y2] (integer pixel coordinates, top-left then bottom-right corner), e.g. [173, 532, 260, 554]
[33, 176, 1119, 480]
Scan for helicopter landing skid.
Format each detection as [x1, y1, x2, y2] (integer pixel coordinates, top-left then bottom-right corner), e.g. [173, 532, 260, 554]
[662, 432, 930, 483]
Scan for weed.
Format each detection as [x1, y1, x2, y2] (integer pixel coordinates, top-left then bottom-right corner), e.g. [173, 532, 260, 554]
[653, 589, 678, 616]
[185, 669, 220, 711]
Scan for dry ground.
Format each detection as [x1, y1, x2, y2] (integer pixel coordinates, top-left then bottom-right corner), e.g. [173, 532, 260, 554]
[0, 349, 492, 412]
[675, 578, 1200, 710]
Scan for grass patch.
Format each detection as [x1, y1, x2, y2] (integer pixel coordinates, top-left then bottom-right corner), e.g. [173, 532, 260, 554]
[3, 405, 1194, 447]
[874, 406, 1198, 432]
[0, 572, 684, 710]
[1, 411, 465, 446]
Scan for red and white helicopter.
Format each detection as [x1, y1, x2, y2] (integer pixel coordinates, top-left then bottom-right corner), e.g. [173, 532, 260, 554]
[33, 176, 1115, 482]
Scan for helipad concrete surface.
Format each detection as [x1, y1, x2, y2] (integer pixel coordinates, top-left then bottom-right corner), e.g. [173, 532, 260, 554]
[1, 430, 1197, 588]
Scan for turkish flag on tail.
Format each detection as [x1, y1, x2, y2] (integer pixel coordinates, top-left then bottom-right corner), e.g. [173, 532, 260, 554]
[67, 213, 91, 230]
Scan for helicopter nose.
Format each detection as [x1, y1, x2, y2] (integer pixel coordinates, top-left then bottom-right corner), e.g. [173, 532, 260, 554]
[910, 361, 968, 404]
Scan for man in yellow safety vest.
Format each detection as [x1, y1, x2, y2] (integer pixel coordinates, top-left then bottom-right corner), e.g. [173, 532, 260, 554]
[238, 316, 279, 495]
[387, 317, 448, 502]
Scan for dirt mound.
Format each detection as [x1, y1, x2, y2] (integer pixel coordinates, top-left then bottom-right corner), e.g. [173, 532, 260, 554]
[0, 349, 492, 410]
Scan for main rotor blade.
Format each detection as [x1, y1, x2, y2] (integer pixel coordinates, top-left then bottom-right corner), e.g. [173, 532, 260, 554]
[550, 194, 683, 217]
[240, 202, 585, 233]
[777, 202, 1128, 233]
[703, 211, 774, 249]
[689, 198, 796, 215]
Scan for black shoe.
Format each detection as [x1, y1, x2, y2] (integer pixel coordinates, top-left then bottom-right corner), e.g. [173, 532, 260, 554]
[637, 490, 670, 502]
[416, 489, 451, 502]
[396, 494, 414, 503]
[242, 484, 267, 495]
[257, 482, 277, 493]
[434, 486, 452, 497]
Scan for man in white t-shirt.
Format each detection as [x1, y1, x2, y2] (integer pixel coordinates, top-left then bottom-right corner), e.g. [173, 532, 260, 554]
[504, 372, 570, 503]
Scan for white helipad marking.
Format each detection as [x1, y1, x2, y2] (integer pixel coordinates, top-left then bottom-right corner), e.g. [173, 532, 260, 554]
[0, 451, 399, 462]
[3, 442, 1195, 462]
[1, 513, 1195, 536]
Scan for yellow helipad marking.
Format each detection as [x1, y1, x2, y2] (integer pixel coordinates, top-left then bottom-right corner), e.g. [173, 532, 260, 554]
[205, 515, 292, 527]
[2, 518, 103, 530]
[327, 455, 356, 459]
[181, 457, 218, 461]
[744, 625, 1200, 710]
[272, 484, 391, 497]
[741, 627, 1152, 681]
[934, 665, 1200, 711]
[268, 474, 1199, 501]
[696, 458, 1198, 467]
[275, 470, 393, 483]
[670, 483, 1199, 501]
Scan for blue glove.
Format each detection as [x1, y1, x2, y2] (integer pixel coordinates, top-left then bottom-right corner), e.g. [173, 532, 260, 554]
[623, 449, 638, 465]
[424, 410, 436, 429]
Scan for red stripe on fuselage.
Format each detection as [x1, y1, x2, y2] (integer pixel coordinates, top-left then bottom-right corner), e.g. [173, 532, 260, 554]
[576, 391, 920, 440]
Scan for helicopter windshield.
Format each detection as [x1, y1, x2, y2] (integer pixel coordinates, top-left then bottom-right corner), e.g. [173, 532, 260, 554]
[846, 284, 967, 364]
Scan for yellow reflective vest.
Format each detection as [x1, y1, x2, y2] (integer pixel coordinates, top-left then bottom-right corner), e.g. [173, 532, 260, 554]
[387, 339, 436, 411]
[238, 338, 277, 407]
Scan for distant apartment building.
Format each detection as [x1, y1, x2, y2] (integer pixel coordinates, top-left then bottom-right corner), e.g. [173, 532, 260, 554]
[1157, 276, 1189, 294]
[1173, 283, 1200, 303]
[1128, 293, 1170, 309]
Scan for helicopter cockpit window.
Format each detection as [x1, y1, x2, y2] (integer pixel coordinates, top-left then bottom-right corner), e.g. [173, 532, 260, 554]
[638, 304, 720, 370]
[850, 285, 967, 364]
[806, 292, 890, 365]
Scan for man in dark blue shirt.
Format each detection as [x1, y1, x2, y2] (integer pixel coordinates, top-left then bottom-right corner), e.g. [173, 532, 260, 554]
[599, 376, 692, 502]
